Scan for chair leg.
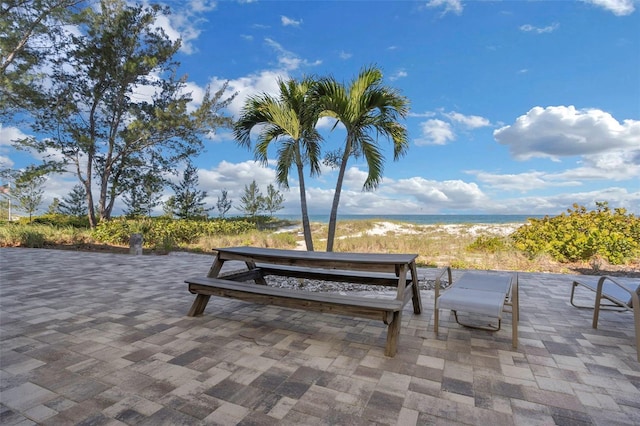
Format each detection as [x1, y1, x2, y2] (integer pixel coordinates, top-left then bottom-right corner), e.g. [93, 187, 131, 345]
[631, 291, 640, 362]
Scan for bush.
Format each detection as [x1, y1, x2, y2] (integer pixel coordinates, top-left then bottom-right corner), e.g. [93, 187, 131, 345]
[91, 217, 257, 248]
[510, 202, 640, 264]
[21, 214, 90, 229]
[467, 235, 507, 253]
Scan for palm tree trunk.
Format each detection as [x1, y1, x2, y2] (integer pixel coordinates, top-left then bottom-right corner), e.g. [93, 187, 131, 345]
[326, 143, 352, 252]
[296, 160, 314, 251]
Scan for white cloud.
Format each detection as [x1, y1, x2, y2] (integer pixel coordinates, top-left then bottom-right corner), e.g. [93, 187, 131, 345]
[426, 0, 463, 16]
[484, 187, 640, 215]
[0, 155, 14, 169]
[0, 125, 28, 147]
[519, 23, 560, 34]
[390, 176, 487, 209]
[208, 69, 286, 118]
[389, 69, 408, 81]
[415, 119, 455, 146]
[493, 105, 640, 160]
[281, 15, 302, 27]
[470, 170, 582, 192]
[154, 1, 218, 55]
[583, 0, 636, 16]
[189, 0, 218, 13]
[445, 112, 491, 128]
[264, 38, 322, 71]
[339, 50, 352, 60]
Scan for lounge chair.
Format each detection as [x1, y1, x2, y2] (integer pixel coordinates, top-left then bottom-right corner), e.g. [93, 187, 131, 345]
[571, 276, 640, 362]
[434, 267, 519, 348]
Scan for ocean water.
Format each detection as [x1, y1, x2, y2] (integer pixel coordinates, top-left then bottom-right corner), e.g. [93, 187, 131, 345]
[276, 214, 546, 225]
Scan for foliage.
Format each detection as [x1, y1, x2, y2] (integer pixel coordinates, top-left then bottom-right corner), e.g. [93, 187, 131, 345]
[263, 184, 285, 217]
[0, 0, 82, 119]
[510, 203, 640, 265]
[13, 0, 234, 228]
[90, 217, 255, 247]
[58, 184, 88, 216]
[13, 165, 46, 221]
[24, 213, 90, 228]
[234, 77, 321, 251]
[311, 65, 410, 251]
[168, 161, 211, 219]
[216, 189, 232, 218]
[467, 235, 507, 253]
[47, 198, 60, 214]
[123, 170, 165, 217]
[0, 222, 89, 247]
[237, 180, 264, 218]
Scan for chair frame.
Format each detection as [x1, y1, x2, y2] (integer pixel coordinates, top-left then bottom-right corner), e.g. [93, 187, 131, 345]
[434, 267, 518, 349]
[573, 276, 640, 362]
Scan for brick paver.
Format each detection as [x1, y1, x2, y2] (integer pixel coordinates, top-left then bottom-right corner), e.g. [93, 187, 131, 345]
[1, 248, 639, 425]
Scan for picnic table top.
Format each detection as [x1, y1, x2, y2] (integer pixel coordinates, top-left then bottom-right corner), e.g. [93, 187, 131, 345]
[213, 246, 419, 266]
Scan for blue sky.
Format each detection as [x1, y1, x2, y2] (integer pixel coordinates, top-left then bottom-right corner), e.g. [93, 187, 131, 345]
[1, 0, 639, 217]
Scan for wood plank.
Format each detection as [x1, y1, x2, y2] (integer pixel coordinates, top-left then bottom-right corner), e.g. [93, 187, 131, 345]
[186, 277, 403, 311]
[213, 246, 417, 273]
[255, 264, 411, 287]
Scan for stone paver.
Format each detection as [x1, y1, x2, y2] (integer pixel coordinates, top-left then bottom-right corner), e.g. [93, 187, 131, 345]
[1, 248, 639, 425]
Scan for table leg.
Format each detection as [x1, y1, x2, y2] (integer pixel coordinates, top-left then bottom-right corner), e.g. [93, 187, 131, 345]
[384, 311, 401, 357]
[246, 261, 268, 285]
[410, 262, 422, 314]
[207, 252, 224, 278]
[188, 294, 210, 317]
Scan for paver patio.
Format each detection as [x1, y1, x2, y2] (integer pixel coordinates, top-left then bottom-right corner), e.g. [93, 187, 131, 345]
[1, 248, 639, 425]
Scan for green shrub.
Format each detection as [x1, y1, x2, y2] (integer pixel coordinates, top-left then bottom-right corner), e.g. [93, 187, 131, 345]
[511, 202, 640, 264]
[22, 214, 90, 229]
[91, 217, 257, 247]
[0, 223, 48, 247]
[467, 235, 507, 253]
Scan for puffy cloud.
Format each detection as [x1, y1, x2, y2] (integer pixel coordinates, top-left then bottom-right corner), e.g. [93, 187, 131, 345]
[154, 2, 217, 55]
[493, 105, 640, 160]
[209, 69, 285, 118]
[389, 176, 487, 208]
[0, 126, 28, 147]
[583, 0, 635, 16]
[414, 119, 455, 146]
[519, 23, 560, 34]
[426, 0, 463, 16]
[414, 110, 490, 146]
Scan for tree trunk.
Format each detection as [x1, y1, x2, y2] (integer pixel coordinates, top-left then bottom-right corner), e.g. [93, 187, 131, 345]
[326, 141, 352, 252]
[296, 159, 314, 251]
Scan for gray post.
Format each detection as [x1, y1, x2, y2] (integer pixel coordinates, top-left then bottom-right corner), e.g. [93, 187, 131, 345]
[129, 233, 143, 255]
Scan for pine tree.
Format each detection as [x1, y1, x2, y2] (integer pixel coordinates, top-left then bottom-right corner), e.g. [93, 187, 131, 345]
[58, 184, 88, 216]
[263, 184, 284, 217]
[216, 189, 233, 218]
[170, 162, 211, 220]
[237, 180, 264, 218]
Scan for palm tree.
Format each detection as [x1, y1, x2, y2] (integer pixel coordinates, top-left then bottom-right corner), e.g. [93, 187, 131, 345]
[312, 66, 410, 252]
[234, 77, 322, 251]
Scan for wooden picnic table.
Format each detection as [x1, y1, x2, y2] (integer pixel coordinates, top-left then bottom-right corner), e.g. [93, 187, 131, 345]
[185, 246, 423, 357]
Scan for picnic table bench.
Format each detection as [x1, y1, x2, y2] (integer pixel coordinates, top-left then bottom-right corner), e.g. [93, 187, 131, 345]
[185, 246, 423, 357]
